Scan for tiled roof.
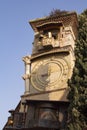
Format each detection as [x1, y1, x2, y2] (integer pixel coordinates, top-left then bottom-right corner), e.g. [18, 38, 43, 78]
[29, 12, 78, 37]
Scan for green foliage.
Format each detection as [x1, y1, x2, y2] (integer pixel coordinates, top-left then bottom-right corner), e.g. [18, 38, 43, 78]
[67, 9, 87, 130]
[48, 9, 69, 17]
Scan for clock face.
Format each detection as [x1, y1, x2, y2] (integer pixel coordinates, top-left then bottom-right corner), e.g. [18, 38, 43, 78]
[31, 56, 69, 91]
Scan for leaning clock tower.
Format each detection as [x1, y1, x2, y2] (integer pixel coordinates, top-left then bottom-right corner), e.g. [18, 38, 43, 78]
[3, 11, 78, 130]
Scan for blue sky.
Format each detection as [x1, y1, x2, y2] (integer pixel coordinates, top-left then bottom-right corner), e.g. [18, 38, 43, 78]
[0, 0, 87, 129]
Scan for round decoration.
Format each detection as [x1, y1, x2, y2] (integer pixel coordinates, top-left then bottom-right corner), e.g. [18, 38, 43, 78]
[31, 57, 69, 91]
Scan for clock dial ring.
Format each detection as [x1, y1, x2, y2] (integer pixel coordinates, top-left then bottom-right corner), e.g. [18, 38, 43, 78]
[31, 57, 69, 91]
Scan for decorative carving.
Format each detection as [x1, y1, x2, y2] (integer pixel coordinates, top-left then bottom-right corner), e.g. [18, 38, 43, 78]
[22, 74, 31, 80]
[22, 55, 31, 64]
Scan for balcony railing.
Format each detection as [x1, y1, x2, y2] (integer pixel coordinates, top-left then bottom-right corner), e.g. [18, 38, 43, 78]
[5, 112, 26, 130]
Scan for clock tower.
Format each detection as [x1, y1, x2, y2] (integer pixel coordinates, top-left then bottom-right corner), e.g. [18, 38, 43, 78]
[3, 11, 78, 130]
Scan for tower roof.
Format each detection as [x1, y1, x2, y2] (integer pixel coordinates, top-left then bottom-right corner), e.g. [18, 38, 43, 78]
[29, 11, 78, 37]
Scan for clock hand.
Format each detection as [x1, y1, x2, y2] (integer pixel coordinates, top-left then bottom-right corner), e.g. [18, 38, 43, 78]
[41, 73, 48, 77]
[41, 71, 58, 77]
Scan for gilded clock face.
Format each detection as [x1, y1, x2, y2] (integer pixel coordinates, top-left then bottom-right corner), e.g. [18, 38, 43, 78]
[31, 57, 69, 91]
